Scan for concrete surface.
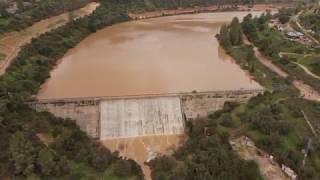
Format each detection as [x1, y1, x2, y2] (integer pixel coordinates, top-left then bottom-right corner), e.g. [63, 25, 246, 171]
[100, 97, 184, 139]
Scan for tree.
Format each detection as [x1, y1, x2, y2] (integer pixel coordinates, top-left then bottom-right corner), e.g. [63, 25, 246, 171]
[112, 159, 134, 177]
[37, 149, 56, 176]
[230, 17, 243, 46]
[9, 132, 38, 176]
[242, 14, 258, 42]
[0, 1, 9, 17]
[219, 24, 232, 49]
[247, 45, 255, 62]
[279, 14, 290, 24]
[16, 0, 25, 11]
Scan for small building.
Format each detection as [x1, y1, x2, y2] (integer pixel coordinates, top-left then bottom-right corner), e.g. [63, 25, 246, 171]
[286, 31, 304, 39]
[281, 164, 297, 180]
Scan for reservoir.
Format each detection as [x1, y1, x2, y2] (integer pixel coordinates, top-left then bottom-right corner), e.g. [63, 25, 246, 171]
[37, 11, 262, 99]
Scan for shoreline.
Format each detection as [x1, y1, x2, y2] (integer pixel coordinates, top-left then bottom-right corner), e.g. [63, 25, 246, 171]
[129, 3, 286, 20]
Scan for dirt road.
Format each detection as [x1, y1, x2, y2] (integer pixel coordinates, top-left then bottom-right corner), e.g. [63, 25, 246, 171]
[291, 11, 320, 45]
[243, 35, 320, 102]
[0, 2, 99, 76]
[292, 62, 320, 80]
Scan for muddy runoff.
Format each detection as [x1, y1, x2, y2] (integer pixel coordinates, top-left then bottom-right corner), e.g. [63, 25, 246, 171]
[36, 11, 264, 179]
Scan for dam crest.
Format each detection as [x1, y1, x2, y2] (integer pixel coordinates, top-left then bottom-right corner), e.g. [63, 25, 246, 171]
[29, 89, 264, 139]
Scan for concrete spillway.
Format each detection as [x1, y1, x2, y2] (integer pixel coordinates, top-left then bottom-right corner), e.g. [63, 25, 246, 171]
[100, 97, 184, 139]
[29, 89, 264, 139]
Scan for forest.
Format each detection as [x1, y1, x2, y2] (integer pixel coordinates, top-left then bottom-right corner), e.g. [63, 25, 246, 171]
[0, 0, 317, 179]
[214, 11, 320, 179]
[0, 0, 95, 33]
[150, 13, 320, 178]
[0, 0, 144, 179]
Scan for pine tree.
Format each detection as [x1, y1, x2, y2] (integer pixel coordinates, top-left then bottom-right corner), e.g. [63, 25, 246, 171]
[230, 17, 242, 46]
[219, 24, 232, 49]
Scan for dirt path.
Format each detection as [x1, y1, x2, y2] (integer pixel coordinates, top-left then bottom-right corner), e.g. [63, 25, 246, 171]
[292, 62, 320, 80]
[243, 35, 320, 102]
[101, 134, 185, 180]
[292, 11, 320, 45]
[301, 110, 317, 136]
[243, 35, 288, 78]
[0, 2, 99, 76]
[292, 80, 320, 101]
[253, 47, 289, 78]
[230, 136, 292, 180]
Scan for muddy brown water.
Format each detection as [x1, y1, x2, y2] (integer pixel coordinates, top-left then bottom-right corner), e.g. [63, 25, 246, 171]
[37, 11, 263, 99]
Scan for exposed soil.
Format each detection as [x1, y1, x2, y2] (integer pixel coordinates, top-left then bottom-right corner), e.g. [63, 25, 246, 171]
[230, 136, 291, 180]
[36, 133, 54, 147]
[292, 80, 320, 101]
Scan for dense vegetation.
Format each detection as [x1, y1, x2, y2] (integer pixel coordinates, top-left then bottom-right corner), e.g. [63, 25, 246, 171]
[241, 10, 320, 91]
[148, 9, 316, 180]
[0, 0, 145, 179]
[299, 7, 320, 40]
[0, 0, 95, 33]
[150, 89, 320, 179]
[149, 102, 263, 180]
[0, 0, 316, 179]
[216, 12, 320, 179]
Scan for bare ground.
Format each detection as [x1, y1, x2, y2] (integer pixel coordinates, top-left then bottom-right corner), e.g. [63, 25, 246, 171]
[230, 136, 291, 180]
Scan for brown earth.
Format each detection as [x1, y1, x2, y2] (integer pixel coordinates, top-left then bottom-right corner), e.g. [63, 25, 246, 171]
[230, 136, 291, 180]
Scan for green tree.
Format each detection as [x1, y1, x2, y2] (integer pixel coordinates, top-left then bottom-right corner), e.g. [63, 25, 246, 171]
[0, 2, 9, 17]
[219, 24, 232, 49]
[16, 0, 25, 11]
[230, 17, 242, 46]
[9, 132, 38, 176]
[247, 45, 255, 62]
[37, 149, 56, 176]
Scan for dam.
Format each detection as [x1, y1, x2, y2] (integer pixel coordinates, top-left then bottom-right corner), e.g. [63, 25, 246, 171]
[29, 11, 266, 177]
[29, 89, 263, 139]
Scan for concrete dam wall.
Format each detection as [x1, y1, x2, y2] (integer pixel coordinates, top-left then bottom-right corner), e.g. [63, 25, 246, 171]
[29, 90, 263, 139]
[100, 97, 184, 139]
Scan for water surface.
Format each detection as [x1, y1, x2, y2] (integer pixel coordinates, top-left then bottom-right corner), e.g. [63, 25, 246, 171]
[38, 11, 262, 99]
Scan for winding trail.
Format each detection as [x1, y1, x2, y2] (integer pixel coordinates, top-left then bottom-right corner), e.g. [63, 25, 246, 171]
[292, 62, 320, 80]
[291, 11, 320, 45]
[242, 35, 288, 78]
[0, 2, 99, 76]
[243, 35, 320, 102]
